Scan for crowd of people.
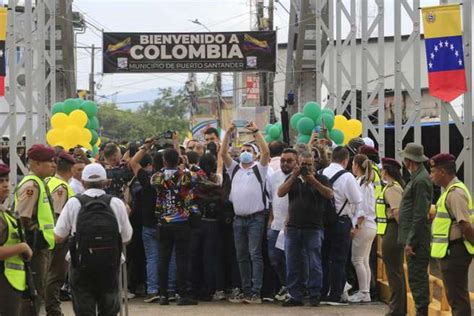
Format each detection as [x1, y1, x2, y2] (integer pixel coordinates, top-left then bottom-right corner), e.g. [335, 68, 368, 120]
[0, 121, 473, 316]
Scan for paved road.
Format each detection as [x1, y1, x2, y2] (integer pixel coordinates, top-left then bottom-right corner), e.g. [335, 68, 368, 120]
[42, 300, 388, 315]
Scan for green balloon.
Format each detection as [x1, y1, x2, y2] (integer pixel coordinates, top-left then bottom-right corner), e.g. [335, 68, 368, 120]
[90, 129, 99, 145]
[264, 124, 273, 134]
[290, 112, 305, 130]
[81, 101, 98, 118]
[297, 134, 311, 144]
[52, 102, 64, 114]
[303, 101, 322, 122]
[314, 115, 323, 126]
[322, 113, 335, 130]
[274, 121, 282, 131]
[92, 145, 99, 156]
[264, 135, 273, 143]
[88, 116, 99, 130]
[329, 129, 344, 145]
[269, 125, 281, 139]
[63, 98, 80, 114]
[321, 108, 335, 118]
[297, 117, 315, 135]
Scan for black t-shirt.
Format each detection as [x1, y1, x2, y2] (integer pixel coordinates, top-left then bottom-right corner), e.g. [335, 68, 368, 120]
[136, 168, 158, 228]
[287, 173, 331, 229]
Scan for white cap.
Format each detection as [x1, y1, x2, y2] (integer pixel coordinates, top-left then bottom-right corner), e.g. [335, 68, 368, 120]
[362, 137, 375, 148]
[81, 163, 107, 182]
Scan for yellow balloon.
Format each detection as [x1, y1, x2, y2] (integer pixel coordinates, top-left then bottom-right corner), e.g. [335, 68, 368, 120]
[82, 128, 92, 144]
[51, 113, 69, 129]
[69, 110, 88, 128]
[334, 115, 348, 130]
[346, 119, 363, 138]
[80, 141, 93, 151]
[96, 137, 101, 147]
[64, 126, 82, 146]
[46, 129, 61, 146]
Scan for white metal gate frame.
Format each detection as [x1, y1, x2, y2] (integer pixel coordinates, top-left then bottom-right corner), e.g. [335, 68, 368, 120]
[313, 0, 473, 190]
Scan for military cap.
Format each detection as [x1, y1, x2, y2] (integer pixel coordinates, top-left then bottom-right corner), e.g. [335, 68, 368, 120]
[27, 144, 56, 162]
[0, 163, 10, 177]
[57, 151, 76, 164]
[358, 145, 378, 156]
[429, 153, 456, 168]
[382, 157, 402, 169]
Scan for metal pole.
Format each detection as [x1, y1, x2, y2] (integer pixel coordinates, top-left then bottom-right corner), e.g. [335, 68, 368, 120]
[89, 44, 96, 101]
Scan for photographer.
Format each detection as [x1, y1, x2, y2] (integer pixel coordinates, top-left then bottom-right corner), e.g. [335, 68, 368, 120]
[102, 143, 134, 201]
[277, 151, 333, 307]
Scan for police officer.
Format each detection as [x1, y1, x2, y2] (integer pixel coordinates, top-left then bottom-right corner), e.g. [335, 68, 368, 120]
[15, 144, 57, 315]
[429, 153, 474, 316]
[44, 151, 76, 316]
[377, 158, 406, 316]
[0, 163, 33, 316]
[398, 143, 433, 316]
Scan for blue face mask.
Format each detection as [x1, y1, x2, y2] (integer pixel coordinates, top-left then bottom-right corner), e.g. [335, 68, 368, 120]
[239, 151, 254, 164]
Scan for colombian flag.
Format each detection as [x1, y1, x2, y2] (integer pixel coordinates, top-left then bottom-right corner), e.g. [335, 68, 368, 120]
[422, 4, 466, 102]
[0, 8, 6, 97]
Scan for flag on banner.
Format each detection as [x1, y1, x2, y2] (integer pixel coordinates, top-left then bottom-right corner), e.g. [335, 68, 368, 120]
[422, 4, 466, 102]
[0, 8, 6, 97]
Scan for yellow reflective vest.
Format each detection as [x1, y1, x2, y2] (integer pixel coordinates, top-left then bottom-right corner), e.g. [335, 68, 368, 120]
[1, 210, 26, 291]
[45, 176, 75, 202]
[431, 181, 474, 258]
[376, 181, 402, 235]
[14, 175, 55, 250]
[372, 164, 383, 202]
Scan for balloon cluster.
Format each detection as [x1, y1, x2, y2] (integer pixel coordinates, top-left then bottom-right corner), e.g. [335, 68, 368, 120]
[290, 101, 362, 145]
[46, 99, 102, 156]
[264, 122, 283, 143]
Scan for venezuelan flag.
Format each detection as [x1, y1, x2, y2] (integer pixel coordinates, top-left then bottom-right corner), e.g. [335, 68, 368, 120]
[422, 4, 466, 102]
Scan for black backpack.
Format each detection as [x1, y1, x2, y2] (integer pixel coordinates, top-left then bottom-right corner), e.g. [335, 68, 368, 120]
[69, 194, 122, 289]
[320, 169, 349, 227]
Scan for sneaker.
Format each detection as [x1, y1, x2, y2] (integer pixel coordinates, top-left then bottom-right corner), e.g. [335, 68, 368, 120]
[213, 290, 226, 301]
[177, 297, 199, 305]
[274, 286, 289, 301]
[282, 297, 304, 307]
[122, 292, 136, 299]
[348, 291, 371, 303]
[159, 296, 169, 305]
[144, 293, 160, 303]
[168, 292, 178, 302]
[229, 293, 245, 303]
[262, 297, 274, 302]
[243, 294, 262, 304]
[340, 282, 352, 302]
[309, 296, 320, 306]
[320, 297, 349, 306]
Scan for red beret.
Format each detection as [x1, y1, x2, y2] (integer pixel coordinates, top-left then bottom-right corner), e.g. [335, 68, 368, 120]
[358, 145, 378, 156]
[429, 153, 456, 168]
[27, 144, 56, 162]
[382, 157, 402, 169]
[58, 151, 76, 164]
[0, 163, 9, 177]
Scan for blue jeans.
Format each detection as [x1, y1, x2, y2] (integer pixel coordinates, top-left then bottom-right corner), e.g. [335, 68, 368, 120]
[142, 226, 176, 295]
[285, 227, 324, 301]
[321, 216, 352, 300]
[267, 228, 286, 286]
[233, 212, 265, 296]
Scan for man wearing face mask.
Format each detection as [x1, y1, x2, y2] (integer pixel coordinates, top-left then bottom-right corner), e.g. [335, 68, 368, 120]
[219, 121, 270, 304]
[398, 143, 433, 316]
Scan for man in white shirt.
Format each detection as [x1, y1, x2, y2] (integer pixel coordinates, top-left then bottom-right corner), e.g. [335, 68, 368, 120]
[68, 158, 85, 195]
[266, 148, 297, 301]
[268, 141, 284, 172]
[54, 163, 132, 316]
[219, 121, 270, 304]
[320, 146, 362, 305]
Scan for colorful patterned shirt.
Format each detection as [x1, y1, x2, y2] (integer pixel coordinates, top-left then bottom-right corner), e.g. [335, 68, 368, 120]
[151, 168, 199, 223]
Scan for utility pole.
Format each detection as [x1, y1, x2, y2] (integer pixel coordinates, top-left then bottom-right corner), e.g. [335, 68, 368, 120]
[256, 0, 267, 109]
[267, 0, 275, 121]
[89, 44, 96, 101]
[56, 0, 76, 101]
[215, 72, 223, 127]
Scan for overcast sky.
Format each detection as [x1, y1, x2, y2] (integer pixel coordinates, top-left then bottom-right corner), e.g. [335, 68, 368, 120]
[74, 0, 442, 104]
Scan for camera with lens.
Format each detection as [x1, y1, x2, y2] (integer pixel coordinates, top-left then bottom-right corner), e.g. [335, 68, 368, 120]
[206, 142, 218, 157]
[163, 130, 174, 139]
[300, 166, 309, 176]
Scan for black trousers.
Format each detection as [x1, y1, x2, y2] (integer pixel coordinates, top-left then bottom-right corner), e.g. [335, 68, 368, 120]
[0, 273, 22, 316]
[158, 222, 191, 297]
